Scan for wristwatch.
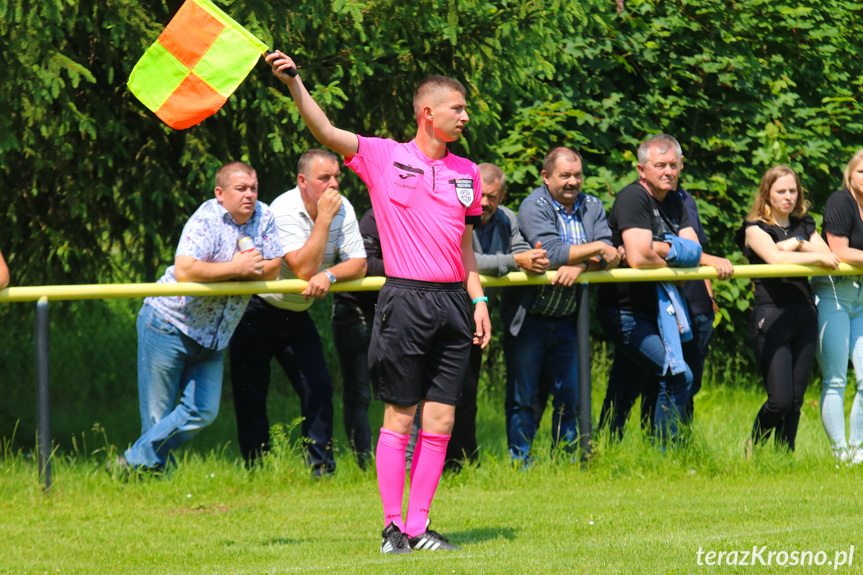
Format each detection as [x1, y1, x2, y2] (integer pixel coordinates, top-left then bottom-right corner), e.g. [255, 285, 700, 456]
[324, 269, 337, 284]
[795, 236, 805, 250]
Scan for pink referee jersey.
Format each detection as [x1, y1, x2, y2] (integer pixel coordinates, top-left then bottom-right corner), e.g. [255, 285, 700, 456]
[346, 136, 482, 283]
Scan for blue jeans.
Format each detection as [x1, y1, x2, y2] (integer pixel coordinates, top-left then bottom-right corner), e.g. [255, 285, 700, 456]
[814, 277, 863, 452]
[504, 314, 579, 461]
[332, 299, 374, 468]
[125, 304, 223, 468]
[599, 307, 692, 442]
[641, 311, 714, 429]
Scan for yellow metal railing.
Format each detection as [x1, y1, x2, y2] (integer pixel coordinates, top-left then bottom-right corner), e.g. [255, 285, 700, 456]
[12, 262, 862, 490]
[1, 263, 862, 302]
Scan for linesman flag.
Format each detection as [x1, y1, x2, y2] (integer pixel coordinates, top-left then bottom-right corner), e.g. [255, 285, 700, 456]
[128, 0, 267, 130]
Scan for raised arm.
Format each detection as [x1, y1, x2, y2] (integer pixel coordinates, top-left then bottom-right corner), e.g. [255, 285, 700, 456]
[266, 51, 359, 159]
[285, 189, 343, 280]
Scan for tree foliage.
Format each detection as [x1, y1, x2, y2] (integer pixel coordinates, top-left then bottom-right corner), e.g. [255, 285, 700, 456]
[2, 0, 863, 351]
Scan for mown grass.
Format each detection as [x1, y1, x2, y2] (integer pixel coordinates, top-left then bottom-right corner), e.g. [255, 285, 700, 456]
[3, 378, 863, 574]
[3, 300, 862, 572]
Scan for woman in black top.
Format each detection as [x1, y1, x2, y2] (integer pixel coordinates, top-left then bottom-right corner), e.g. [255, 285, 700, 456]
[735, 165, 839, 452]
[813, 149, 863, 462]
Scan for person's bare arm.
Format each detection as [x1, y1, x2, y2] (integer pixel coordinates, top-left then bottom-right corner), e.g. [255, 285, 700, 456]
[462, 227, 491, 349]
[622, 228, 667, 269]
[174, 250, 275, 282]
[0, 250, 9, 290]
[285, 189, 343, 280]
[513, 242, 550, 274]
[301, 257, 367, 300]
[822, 233, 863, 268]
[745, 226, 839, 269]
[679, 226, 734, 280]
[266, 51, 359, 159]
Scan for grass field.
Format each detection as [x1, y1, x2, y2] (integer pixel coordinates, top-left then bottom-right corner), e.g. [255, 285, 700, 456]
[3, 377, 863, 574]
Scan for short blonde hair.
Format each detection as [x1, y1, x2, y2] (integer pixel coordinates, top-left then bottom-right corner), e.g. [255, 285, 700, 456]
[215, 161, 255, 189]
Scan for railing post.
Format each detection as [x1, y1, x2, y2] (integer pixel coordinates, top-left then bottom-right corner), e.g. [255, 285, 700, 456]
[35, 296, 51, 490]
[577, 283, 592, 458]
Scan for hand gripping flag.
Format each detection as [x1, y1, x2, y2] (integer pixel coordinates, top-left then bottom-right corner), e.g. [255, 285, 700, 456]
[128, 0, 267, 130]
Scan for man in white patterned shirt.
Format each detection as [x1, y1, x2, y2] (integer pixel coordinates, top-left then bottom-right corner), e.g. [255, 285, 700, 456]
[123, 161, 283, 472]
[229, 149, 367, 475]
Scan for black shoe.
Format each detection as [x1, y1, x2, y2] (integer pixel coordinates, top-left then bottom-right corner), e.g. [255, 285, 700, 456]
[380, 522, 411, 554]
[408, 521, 461, 551]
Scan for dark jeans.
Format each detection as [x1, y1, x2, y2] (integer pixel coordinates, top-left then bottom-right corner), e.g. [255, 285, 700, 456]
[504, 313, 579, 461]
[598, 306, 692, 442]
[229, 296, 335, 474]
[332, 299, 373, 468]
[641, 311, 714, 429]
[749, 304, 817, 450]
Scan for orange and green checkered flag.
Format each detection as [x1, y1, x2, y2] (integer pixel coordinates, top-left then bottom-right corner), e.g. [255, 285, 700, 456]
[128, 0, 267, 130]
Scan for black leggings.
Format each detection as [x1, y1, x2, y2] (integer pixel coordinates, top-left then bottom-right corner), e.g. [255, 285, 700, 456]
[749, 304, 817, 450]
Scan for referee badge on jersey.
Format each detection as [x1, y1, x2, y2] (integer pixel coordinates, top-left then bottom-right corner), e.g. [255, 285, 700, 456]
[452, 178, 475, 207]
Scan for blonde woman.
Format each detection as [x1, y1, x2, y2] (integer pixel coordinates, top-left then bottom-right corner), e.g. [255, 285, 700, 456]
[813, 150, 863, 462]
[735, 166, 838, 451]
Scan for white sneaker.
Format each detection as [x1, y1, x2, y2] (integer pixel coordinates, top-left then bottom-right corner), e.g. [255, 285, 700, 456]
[851, 448, 863, 466]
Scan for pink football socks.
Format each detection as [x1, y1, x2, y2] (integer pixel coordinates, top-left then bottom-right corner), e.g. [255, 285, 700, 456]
[405, 430, 451, 537]
[376, 428, 409, 533]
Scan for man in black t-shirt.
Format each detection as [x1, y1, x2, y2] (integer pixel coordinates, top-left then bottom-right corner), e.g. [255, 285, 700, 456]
[597, 134, 733, 441]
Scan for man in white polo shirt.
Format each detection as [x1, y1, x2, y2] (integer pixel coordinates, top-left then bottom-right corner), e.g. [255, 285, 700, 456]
[229, 149, 367, 476]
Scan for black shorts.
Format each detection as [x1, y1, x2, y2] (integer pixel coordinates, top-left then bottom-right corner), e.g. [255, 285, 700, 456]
[369, 277, 472, 407]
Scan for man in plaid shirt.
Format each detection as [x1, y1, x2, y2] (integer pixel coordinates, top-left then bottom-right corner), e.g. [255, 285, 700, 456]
[501, 147, 620, 463]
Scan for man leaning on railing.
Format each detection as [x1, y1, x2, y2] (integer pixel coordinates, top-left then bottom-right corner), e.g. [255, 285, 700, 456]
[111, 161, 284, 475]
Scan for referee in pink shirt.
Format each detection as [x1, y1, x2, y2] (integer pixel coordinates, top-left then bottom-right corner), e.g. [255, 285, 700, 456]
[267, 51, 491, 554]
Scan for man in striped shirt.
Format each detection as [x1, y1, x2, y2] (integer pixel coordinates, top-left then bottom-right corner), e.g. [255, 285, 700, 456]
[229, 149, 367, 475]
[502, 147, 620, 463]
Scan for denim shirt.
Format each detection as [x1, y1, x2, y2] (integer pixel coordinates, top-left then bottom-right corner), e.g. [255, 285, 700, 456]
[145, 198, 283, 350]
[664, 233, 702, 268]
[655, 233, 699, 374]
[657, 282, 693, 375]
